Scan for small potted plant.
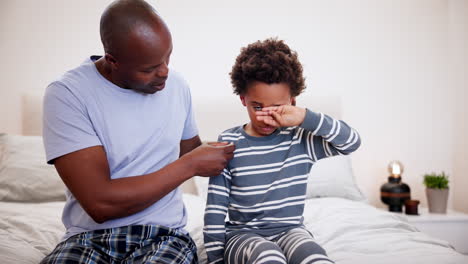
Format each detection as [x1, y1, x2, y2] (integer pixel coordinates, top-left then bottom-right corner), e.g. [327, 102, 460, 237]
[423, 172, 449, 214]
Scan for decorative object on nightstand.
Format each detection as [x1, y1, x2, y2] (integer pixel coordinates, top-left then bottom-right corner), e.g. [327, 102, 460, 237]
[423, 172, 449, 214]
[380, 160, 411, 212]
[404, 199, 420, 215]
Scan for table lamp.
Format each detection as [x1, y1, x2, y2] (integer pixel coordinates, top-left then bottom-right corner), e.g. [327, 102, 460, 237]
[380, 160, 411, 212]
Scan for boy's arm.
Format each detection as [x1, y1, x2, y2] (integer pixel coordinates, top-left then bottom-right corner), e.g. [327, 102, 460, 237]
[257, 105, 361, 160]
[203, 168, 232, 264]
[300, 109, 360, 159]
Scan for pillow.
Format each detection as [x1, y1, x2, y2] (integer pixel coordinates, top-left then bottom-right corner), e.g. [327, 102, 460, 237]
[306, 155, 366, 202]
[194, 155, 366, 202]
[0, 134, 66, 202]
[193, 176, 209, 200]
[182, 193, 207, 264]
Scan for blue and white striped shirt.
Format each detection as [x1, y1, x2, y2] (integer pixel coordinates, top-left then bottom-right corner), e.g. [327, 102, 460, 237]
[203, 109, 361, 264]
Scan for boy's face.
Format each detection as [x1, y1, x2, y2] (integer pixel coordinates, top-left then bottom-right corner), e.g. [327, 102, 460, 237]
[241, 81, 294, 137]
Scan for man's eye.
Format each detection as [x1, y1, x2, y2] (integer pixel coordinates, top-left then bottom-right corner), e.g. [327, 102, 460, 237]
[253, 106, 262, 111]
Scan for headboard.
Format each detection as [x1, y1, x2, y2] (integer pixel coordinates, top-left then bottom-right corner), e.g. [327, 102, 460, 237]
[21, 92, 342, 195]
[193, 94, 342, 142]
[22, 92, 44, 136]
[21, 92, 342, 138]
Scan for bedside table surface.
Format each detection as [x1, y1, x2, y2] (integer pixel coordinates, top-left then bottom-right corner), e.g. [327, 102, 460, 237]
[405, 207, 468, 222]
[403, 207, 468, 254]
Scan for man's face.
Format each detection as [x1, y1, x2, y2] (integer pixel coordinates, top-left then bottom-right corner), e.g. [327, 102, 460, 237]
[110, 23, 173, 94]
[241, 81, 293, 137]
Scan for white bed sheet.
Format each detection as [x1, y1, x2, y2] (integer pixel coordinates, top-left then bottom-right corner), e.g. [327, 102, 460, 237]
[1, 195, 467, 264]
[184, 195, 468, 264]
[300, 197, 467, 264]
[0, 201, 65, 264]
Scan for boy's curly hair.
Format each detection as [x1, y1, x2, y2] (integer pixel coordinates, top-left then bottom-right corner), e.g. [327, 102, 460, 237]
[230, 38, 306, 97]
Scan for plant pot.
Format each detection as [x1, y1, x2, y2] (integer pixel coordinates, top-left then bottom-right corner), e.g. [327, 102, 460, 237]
[425, 188, 449, 214]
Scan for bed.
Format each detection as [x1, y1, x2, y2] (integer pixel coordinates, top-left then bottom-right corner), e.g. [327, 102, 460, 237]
[0, 94, 467, 264]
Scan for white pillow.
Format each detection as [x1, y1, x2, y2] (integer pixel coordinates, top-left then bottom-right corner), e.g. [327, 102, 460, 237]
[306, 155, 366, 202]
[182, 193, 208, 264]
[193, 177, 210, 201]
[194, 155, 366, 202]
[0, 134, 66, 202]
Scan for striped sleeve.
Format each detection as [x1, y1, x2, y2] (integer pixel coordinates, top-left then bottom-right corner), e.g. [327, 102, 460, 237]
[301, 109, 361, 161]
[203, 168, 232, 264]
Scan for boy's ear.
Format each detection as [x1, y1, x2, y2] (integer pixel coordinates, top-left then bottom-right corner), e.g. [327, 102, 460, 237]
[240, 96, 246, 106]
[291, 97, 296, 106]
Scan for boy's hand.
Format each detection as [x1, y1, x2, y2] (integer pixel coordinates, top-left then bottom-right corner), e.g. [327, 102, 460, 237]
[256, 105, 306, 128]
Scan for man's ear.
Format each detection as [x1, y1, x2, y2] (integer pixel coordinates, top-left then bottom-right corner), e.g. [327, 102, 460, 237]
[240, 96, 246, 106]
[104, 53, 118, 70]
[291, 97, 296, 106]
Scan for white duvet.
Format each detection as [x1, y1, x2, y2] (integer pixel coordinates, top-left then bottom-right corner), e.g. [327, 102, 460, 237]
[0, 201, 64, 264]
[299, 197, 467, 264]
[185, 195, 468, 264]
[1, 195, 467, 264]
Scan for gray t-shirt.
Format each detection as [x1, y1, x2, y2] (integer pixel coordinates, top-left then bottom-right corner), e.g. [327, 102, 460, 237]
[43, 56, 198, 240]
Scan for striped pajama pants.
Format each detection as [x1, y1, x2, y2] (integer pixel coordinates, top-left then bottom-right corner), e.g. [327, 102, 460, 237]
[224, 227, 334, 264]
[40, 225, 197, 264]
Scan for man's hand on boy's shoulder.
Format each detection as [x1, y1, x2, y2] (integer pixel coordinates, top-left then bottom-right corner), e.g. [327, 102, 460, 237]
[255, 105, 306, 128]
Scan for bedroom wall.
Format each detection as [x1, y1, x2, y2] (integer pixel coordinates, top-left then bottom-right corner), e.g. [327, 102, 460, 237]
[1, 0, 466, 210]
[449, 0, 468, 214]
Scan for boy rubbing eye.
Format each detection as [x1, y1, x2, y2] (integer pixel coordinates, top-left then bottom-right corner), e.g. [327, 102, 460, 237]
[203, 38, 361, 264]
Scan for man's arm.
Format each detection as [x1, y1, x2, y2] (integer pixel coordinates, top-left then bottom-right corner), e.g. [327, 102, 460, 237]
[180, 135, 202, 157]
[54, 140, 234, 224]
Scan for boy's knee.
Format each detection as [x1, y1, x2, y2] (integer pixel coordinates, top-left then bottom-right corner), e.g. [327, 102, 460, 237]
[249, 243, 287, 264]
[287, 242, 332, 264]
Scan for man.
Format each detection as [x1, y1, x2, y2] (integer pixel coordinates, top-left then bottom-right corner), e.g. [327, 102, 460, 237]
[40, 0, 234, 263]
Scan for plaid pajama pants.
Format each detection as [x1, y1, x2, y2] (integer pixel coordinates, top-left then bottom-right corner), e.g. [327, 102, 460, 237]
[40, 225, 197, 264]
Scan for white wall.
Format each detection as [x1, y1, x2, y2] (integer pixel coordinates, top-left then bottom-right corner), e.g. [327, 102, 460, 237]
[1, 0, 466, 210]
[0, 0, 110, 133]
[449, 0, 468, 213]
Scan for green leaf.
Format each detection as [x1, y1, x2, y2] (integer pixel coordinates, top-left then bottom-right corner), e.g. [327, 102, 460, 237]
[423, 172, 449, 189]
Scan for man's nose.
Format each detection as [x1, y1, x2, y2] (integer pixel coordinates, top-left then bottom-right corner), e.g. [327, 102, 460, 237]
[155, 62, 169, 78]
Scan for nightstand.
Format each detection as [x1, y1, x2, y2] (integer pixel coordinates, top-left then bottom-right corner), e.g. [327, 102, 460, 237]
[403, 207, 468, 254]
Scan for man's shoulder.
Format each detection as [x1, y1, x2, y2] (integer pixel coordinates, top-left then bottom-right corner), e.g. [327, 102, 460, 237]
[49, 57, 96, 90]
[167, 69, 188, 87]
[44, 57, 101, 110]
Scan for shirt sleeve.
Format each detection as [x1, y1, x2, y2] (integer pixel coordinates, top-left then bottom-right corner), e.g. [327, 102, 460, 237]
[42, 81, 102, 164]
[203, 167, 232, 264]
[180, 76, 198, 140]
[300, 109, 361, 161]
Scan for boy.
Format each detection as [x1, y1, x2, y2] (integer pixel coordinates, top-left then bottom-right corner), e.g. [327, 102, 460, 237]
[203, 38, 361, 264]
